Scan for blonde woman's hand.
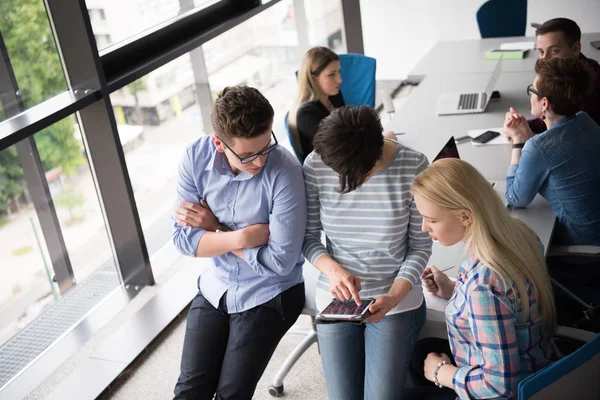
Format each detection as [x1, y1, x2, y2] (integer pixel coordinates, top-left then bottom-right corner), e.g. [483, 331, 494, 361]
[421, 266, 454, 300]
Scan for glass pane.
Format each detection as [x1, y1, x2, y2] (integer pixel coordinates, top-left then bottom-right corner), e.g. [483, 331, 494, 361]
[50, 117, 117, 285]
[304, 0, 346, 51]
[0, 116, 118, 349]
[86, 0, 220, 52]
[0, 146, 57, 346]
[0, 0, 68, 120]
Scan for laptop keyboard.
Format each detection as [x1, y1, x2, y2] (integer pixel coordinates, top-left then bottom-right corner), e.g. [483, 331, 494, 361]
[458, 93, 479, 110]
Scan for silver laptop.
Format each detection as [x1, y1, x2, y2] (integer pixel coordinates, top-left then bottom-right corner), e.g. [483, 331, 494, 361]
[436, 60, 502, 116]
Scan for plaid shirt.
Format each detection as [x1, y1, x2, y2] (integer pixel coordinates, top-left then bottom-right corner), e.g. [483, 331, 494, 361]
[445, 256, 556, 399]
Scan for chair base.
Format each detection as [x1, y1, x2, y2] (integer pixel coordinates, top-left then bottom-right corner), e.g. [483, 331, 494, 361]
[269, 322, 318, 396]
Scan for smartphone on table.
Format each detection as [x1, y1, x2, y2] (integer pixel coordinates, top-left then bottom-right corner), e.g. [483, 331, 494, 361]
[317, 298, 375, 322]
[472, 130, 500, 144]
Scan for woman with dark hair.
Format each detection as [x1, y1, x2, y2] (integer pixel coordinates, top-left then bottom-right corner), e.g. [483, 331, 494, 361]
[503, 57, 600, 246]
[503, 57, 600, 327]
[302, 105, 432, 399]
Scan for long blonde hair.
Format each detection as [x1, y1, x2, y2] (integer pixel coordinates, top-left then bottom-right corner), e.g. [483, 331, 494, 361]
[413, 158, 556, 336]
[288, 47, 339, 156]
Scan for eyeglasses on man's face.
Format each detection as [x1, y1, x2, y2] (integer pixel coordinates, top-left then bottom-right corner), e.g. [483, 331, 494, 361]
[222, 131, 278, 164]
[527, 84, 542, 98]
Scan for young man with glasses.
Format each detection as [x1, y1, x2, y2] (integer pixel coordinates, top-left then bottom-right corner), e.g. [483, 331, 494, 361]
[171, 85, 306, 400]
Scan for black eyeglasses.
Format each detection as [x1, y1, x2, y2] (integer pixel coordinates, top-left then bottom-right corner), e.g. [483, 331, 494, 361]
[526, 84, 542, 97]
[222, 131, 278, 164]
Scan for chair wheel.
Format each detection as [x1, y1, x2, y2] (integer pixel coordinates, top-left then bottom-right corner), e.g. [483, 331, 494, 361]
[269, 385, 284, 397]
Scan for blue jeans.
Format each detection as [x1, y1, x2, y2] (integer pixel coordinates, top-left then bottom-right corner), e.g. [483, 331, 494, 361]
[317, 300, 426, 400]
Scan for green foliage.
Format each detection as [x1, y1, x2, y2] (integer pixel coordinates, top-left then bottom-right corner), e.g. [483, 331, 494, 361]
[0, 0, 83, 214]
[12, 245, 32, 256]
[54, 189, 85, 216]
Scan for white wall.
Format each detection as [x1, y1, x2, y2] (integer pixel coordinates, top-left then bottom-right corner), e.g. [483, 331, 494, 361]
[360, 0, 600, 80]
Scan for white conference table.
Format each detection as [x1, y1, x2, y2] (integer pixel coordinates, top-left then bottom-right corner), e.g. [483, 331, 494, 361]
[408, 32, 600, 81]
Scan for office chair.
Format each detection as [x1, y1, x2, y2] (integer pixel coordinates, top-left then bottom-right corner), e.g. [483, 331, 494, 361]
[268, 260, 320, 397]
[476, 0, 527, 38]
[518, 327, 600, 399]
[547, 245, 600, 332]
[338, 53, 377, 107]
[283, 111, 303, 163]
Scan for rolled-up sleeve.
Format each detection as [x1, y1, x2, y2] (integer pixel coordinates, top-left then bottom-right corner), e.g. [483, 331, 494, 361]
[396, 156, 432, 286]
[302, 158, 328, 264]
[243, 165, 307, 277]
[452, 284, 520, 399]
[172, 149, 207, 257]
[506, 141, 549, 208]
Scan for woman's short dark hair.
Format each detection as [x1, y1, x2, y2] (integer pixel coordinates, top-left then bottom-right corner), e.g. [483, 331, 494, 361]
[534, 58, 593, 117]
[313, 106, 384, 194]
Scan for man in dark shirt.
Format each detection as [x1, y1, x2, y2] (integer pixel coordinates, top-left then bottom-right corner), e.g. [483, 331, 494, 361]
[528, 18, 600, 133]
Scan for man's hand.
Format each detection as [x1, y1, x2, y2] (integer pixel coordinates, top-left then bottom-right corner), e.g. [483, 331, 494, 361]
[174, 199, 220, 231]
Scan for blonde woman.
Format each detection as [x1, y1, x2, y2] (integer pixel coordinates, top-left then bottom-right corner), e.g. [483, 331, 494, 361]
[405, 158, 557, 400]
[289, 46, 344, 161]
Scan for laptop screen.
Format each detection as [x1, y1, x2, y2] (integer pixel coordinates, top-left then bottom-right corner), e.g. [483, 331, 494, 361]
[433, 136, 460, 162]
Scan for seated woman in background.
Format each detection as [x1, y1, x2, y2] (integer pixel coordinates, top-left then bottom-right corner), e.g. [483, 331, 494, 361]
[503, 57, 600, 246]
[304, 106, 432, 400]
[406, 158, 557, 400]
[289, 46, 345, 161]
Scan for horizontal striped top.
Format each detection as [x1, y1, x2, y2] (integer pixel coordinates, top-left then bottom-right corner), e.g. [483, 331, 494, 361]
[303, 141, 433, 314]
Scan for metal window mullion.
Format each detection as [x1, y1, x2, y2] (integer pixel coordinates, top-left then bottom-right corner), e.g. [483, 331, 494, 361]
[45, 0, 154, 286]
[0, 32, 75, 293]
[341, 0, 364, 54]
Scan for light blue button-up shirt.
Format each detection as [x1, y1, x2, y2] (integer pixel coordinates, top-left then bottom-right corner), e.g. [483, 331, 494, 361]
[172, 136, 306, 313]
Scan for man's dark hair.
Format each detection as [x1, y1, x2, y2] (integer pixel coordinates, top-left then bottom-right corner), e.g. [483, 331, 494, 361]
[535, 18, 581, 45]
[535, 57, 593, 116]
[211, 86, 274, 143]
[313, 106, 384, 194]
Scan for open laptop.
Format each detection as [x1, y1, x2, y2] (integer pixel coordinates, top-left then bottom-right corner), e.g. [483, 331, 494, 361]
[433, 136, 460, 162]
[436, 60, 502, 116]
[433, 136, 496, 188]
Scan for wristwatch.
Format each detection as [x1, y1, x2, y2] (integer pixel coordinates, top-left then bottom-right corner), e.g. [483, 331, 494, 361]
[512, 143, 525, 149]
[215, 223, 230, 233]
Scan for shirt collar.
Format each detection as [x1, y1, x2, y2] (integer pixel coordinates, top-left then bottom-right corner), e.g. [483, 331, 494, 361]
[205, 143, 258, 181]
[551, 114, 576, 130]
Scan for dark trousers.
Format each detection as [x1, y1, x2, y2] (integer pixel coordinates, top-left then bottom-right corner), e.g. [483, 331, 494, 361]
[404, 337, 458, 400]
[173, 283, 305, 400]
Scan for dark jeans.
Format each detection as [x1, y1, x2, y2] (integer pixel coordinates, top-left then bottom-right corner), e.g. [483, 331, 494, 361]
[404, 337, 457, 400]
[173, 283, 305, 400]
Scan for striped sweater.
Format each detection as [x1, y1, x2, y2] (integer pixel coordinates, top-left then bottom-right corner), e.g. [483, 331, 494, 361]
[302, 142, 433, 313]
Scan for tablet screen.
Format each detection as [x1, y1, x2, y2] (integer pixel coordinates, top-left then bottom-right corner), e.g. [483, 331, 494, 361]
[320, 299, 373, 318]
